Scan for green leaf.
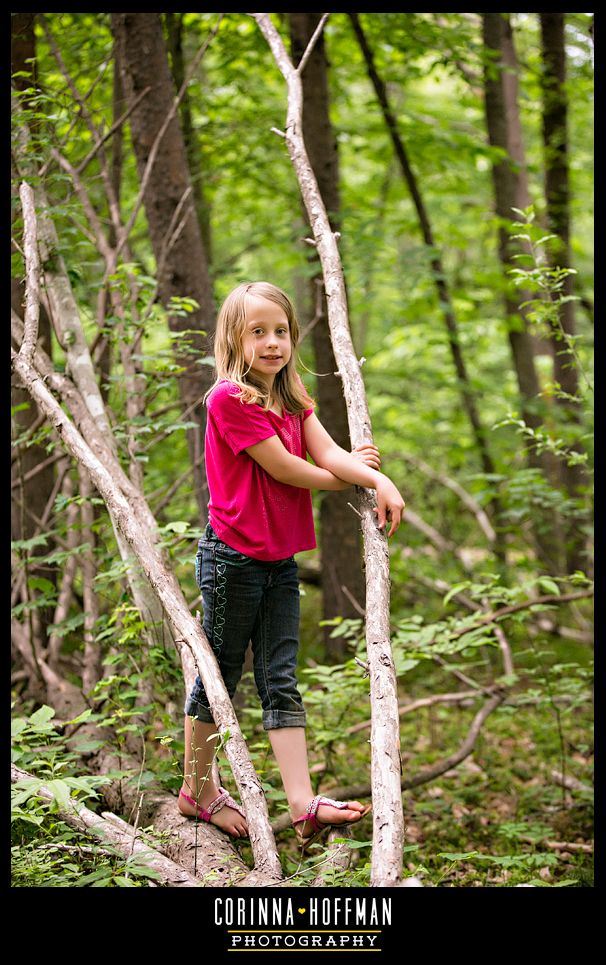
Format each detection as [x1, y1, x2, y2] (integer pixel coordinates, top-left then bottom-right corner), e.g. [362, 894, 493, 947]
[113, 875, 137, 887]
[11, 718, 28, 738]
[29, 705, 56, 726]
[538, 578, 560, 596]
[437, 851, 479, 860]
[443, 582, 471, 607]
[163, 520, 190, 534]
[46, 779, 73, 810]
[27, 576, 57, 594]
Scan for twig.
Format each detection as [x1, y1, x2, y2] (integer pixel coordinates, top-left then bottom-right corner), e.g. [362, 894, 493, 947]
[550, 770, 593, 795]
[75, 86, 152, 175]
[397, 450, 496, 543]
[347, 688, 485, 734]
[340, 584, 366, 617]
[442, 588, 594, 645]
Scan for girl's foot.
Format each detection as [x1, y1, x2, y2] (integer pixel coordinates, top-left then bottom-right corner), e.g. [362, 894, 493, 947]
[291, 796, 371, 845]
[178, 785, 248, 837]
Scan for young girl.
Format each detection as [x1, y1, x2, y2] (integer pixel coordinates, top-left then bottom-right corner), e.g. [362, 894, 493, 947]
[178, 281, 405, 848]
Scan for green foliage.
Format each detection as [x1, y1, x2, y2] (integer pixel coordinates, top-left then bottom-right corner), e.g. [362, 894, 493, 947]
[11, 703, 164, 886]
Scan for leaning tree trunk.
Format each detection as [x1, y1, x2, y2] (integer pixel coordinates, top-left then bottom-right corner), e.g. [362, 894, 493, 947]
[12, 180, 282, 884]
[253, 13, 404, 888]
[112, 12, 216, 522]
[289, 12, 366, 651]
[539, 12, 590, 575]
[482, 11, 565, 573]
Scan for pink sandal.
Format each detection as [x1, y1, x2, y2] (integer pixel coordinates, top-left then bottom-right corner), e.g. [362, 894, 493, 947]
[292, 795, 372, 851]
[179, 787, 248, 837]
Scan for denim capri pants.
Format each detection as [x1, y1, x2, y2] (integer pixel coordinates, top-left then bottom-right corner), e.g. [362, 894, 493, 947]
[184, 523, 306, 730]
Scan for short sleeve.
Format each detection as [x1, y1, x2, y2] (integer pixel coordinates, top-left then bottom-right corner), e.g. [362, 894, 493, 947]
[208, 384, 276, 455]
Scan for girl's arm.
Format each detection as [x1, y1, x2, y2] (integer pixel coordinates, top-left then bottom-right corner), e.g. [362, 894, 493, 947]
[245, 414, 405, 536]
[245, 435, 348, 492]
[304, 412, 406, 536]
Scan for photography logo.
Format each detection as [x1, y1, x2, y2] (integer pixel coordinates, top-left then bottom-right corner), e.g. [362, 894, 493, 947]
[215, 896, 391, 952]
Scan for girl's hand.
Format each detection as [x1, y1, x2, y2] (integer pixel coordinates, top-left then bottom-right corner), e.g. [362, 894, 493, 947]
[373, 477, 406, 537]
[352, 443, 381, 471]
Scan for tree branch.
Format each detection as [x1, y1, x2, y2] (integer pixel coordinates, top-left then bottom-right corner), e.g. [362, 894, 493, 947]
[295, 12, 330, 75]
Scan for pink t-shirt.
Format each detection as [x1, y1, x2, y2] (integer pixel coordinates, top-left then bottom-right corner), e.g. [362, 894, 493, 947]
[205, 380, 317, 561]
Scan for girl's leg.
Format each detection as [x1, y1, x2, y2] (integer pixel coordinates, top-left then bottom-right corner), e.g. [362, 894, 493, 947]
[251, 560, 368, 835]
[268, 727, 368, 834]
[179, 715, 248, 836]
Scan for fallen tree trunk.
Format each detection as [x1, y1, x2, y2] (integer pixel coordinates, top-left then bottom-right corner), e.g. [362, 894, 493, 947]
[12, 764, 203, 887]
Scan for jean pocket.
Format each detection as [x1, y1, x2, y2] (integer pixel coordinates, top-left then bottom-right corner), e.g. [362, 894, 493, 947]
[216, 541, 251, 564]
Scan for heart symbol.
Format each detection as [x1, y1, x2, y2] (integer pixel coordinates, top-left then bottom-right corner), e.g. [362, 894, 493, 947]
[298, 907, 306, 914]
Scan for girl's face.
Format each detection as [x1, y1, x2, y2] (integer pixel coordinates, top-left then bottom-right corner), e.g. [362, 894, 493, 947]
[241, 295, 292, 388]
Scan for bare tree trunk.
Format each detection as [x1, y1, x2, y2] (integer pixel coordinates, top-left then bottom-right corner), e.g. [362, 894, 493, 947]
[112, 12, 216, 522]
[253, 13, 404, 888]
[349, 13, 505, 560]
[482, 12, 565, 573]
[539, 12, 590, 575]
[289, 12, 366, 650]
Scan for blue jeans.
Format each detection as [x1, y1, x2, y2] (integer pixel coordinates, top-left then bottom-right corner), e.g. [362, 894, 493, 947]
[184, 524, 306, 730]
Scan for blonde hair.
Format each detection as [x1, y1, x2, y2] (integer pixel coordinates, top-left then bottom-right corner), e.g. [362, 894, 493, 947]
[205, 281, 314, 414]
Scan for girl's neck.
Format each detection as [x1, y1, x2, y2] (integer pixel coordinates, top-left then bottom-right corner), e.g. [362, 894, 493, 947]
[268, 395, 282, 416]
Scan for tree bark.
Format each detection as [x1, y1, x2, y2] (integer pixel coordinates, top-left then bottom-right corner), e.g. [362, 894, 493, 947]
[539, 12, 590, 574]
[289, 12, 366, 650]
[253, 13, 404, 888]
[112, 12, 216, 521]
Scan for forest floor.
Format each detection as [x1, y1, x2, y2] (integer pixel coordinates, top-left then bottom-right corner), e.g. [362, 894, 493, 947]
[12, 588, 593, 888]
